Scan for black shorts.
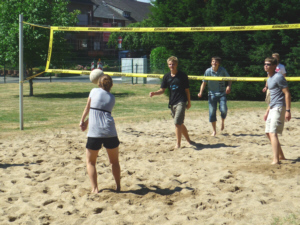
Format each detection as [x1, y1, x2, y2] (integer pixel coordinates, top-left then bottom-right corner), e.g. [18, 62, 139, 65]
[86, 136, 120, 150]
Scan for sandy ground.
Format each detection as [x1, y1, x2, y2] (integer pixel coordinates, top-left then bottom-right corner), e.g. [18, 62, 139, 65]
[1, 109, 300, 225]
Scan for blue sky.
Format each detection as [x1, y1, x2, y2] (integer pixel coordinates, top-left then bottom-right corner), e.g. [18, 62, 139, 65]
[137, 0, 151, 3]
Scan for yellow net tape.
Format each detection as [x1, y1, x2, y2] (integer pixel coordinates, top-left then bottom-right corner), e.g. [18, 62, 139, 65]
[23, 21, 50, 29]
[51, 23, 300, 32]
[21, 71, 46, 83]
[22, 21, 300, 81]
[46, 29, 54, 70]
[45, 69, 300, 82]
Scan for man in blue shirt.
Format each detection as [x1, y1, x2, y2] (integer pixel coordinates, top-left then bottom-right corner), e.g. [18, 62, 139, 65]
[263, 57, 291, 164]
[198, 56, 232, 136]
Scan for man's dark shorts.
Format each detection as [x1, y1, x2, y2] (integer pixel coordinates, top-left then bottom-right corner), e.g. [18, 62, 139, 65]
[86, 136, 120, 150]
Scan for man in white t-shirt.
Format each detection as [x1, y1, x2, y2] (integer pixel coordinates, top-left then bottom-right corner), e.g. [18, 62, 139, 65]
[272, 53, 286, 76]
[262, 53, 286, 103]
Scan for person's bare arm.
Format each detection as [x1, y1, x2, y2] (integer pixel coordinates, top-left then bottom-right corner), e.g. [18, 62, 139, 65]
[79, 97, 91, 131]
[185, 88, 191, 109]
[282, 87, 291, 121]
[198, 82, 207, 98]
[263, 74, 270, 92]
[264, 105, 270, 122]
[226, 81, 232, 94]
[149, 88, 166, 97]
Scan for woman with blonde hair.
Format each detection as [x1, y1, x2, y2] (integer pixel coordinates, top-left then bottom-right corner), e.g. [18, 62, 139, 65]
[80, 74, 120, 193]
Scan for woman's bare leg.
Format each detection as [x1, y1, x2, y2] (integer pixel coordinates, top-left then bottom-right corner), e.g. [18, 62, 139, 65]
[106, 147, 121, 192]
[86, 149, 99, 193]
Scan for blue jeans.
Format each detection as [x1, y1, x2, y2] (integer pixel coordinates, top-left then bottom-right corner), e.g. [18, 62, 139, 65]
[208, 94, 227, 122]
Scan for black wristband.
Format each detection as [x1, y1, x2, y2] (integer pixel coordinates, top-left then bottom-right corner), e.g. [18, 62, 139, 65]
[286, 109, 290, 112]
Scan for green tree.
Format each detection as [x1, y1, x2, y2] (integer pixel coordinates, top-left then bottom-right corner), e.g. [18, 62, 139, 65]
[0, 0, 79, 96]
[108, 18, 156, 53]
[150, 47, 173, 73]
[110, 0, 300, 100]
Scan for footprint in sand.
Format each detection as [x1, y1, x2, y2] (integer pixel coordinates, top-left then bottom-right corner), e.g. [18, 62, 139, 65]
[42, 199, 56, 206]
[38, 214, 53, 224]
[94, 208, 104, 214]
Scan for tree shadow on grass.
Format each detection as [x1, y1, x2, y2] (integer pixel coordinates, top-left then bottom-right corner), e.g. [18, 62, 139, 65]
[18, 92, 133, 99]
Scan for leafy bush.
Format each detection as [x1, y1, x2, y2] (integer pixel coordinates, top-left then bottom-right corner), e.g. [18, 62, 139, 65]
[150, 47, 173, 74]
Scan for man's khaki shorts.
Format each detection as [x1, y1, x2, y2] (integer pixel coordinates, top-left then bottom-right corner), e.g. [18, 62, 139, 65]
[170, 102, 186, 125]
[265, 106, 286, 134]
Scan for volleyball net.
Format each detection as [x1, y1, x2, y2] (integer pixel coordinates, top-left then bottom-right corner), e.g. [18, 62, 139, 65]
[23, 22, 300, 82]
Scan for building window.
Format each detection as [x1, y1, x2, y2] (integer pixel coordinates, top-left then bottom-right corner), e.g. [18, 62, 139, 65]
[94, 41, 100, 50]
[77, 39, 88, 50]
[82, 39, 88, 48]
[77, 14, 88, 25]
[123, 11, 131, 18]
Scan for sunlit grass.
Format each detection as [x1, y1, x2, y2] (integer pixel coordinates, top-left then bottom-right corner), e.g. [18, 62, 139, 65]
[271, 213, 300, 225]
[1, 82, 299, 133]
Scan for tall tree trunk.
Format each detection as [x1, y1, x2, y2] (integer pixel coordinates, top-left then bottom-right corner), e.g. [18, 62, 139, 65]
[29, 79, 33, 96]
[28, 68, 34, 96]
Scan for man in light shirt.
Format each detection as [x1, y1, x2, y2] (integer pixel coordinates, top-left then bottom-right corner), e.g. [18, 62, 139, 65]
[263, 57, 291, 165]
[262, 53, 286, 103]
[198, 56, 232, 136]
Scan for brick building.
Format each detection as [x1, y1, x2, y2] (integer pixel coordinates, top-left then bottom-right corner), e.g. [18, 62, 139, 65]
[68, 0, 152, 58]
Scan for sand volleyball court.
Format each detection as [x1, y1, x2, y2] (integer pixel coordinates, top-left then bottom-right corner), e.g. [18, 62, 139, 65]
[0, 110, 300, 224]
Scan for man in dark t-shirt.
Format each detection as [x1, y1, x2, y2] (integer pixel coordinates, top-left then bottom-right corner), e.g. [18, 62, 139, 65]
[149, 56, 192, 149]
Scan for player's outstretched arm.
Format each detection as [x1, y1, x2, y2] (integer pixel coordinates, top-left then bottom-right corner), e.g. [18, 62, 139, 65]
[198, 82, 207, 98]
[149, 88, 165, 97]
